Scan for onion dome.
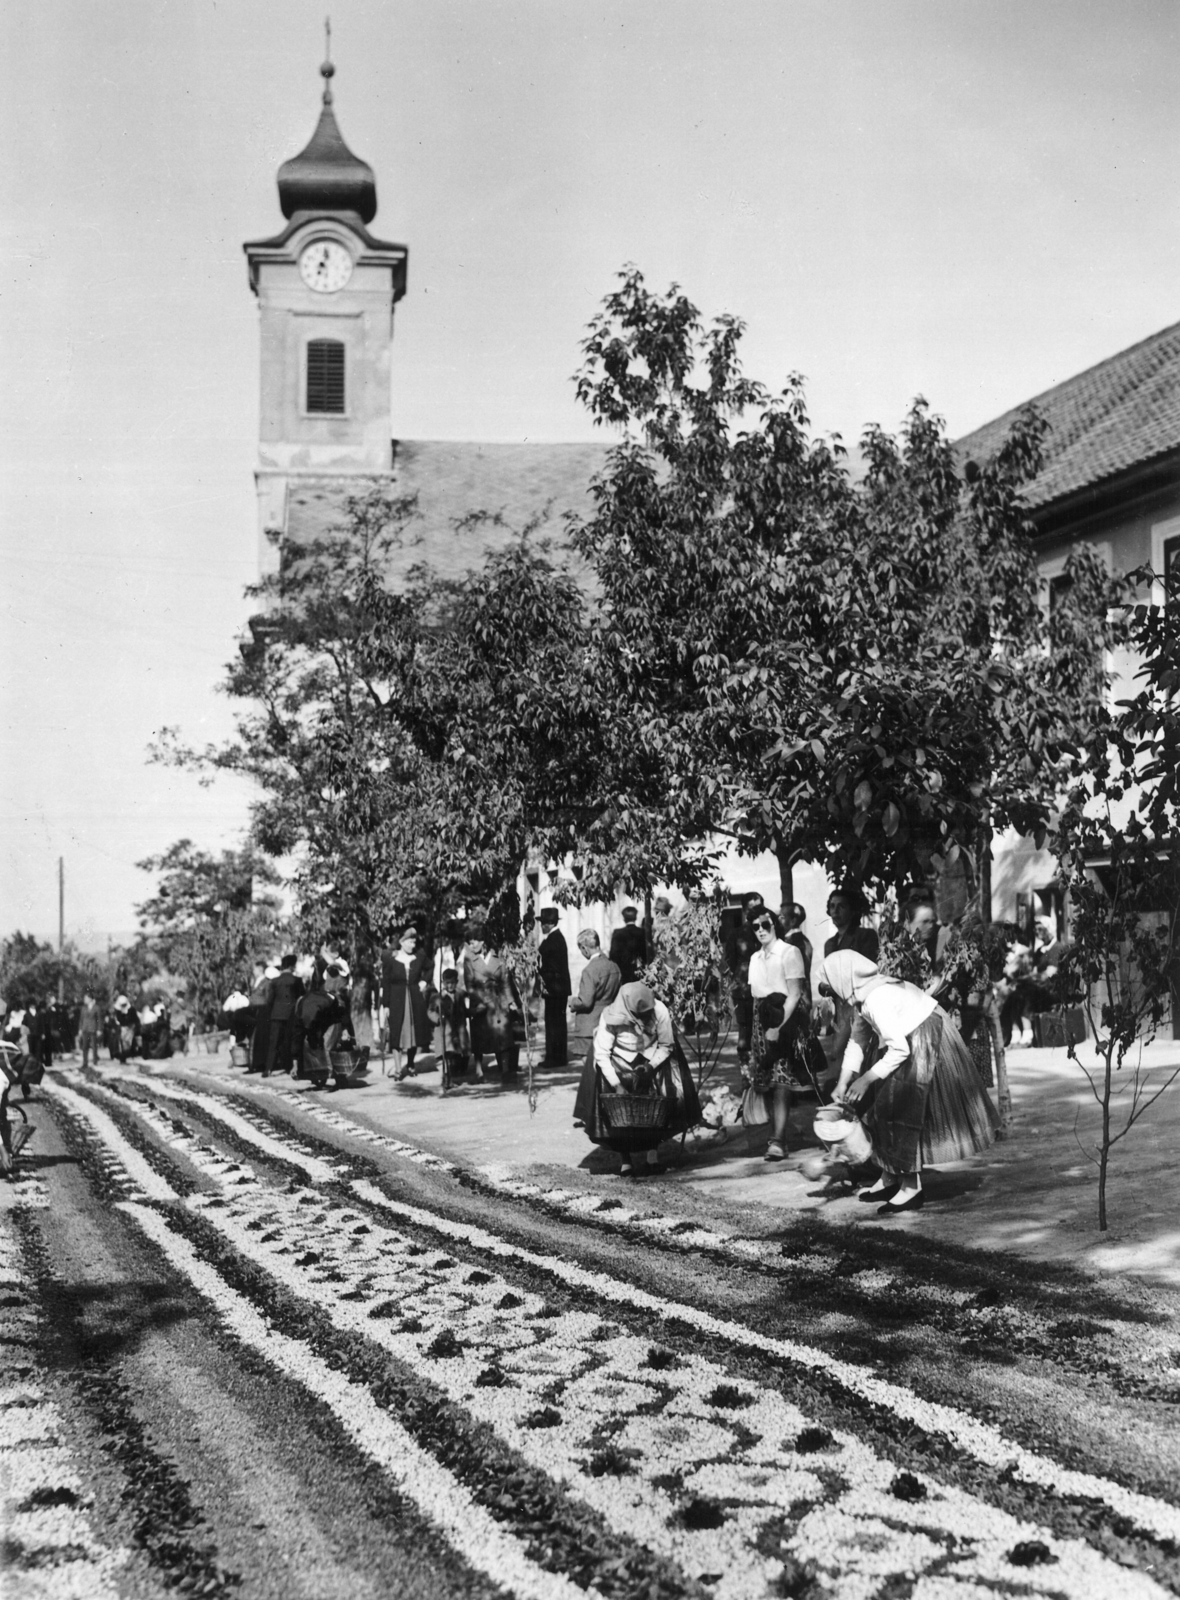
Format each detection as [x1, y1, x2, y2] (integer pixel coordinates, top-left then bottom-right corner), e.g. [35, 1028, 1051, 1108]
[277, 57, 377, 224]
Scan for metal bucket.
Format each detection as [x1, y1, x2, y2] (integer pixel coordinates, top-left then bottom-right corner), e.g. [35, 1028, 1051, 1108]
[812, 1104, 873, 1165]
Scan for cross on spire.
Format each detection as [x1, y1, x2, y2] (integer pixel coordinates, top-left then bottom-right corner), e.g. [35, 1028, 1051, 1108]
[321, 17, 335, 104]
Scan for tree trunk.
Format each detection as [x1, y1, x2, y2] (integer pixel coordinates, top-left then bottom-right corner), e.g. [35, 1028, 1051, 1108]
[986, 990, 1010, 1132]
[1098, 1043, 1113, 1232]
[978, 817, 993, 928]
[775, 841, 794, 911]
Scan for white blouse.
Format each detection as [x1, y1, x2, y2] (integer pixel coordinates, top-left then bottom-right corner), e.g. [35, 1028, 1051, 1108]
[843, 982, 939, 1079]
[594, 1000, 674, 1086]
[748, 939, 805, 999]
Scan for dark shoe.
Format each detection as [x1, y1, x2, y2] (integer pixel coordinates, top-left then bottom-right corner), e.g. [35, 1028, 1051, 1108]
[859, 1182, 899, 1204]
[878, 1190, 924, 1215]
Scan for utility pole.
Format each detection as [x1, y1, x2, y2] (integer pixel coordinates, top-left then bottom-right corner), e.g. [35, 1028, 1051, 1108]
[58, 856, 65, 1003]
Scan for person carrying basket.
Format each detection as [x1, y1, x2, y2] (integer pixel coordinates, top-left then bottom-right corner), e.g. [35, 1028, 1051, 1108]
[574, 982, 702, 1178]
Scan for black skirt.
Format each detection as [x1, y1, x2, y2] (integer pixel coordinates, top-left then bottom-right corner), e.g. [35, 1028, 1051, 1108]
[574, 1038, 703, 1153]
[862, 1010, 999, 1174]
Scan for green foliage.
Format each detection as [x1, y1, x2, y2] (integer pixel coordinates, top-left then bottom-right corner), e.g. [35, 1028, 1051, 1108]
[571, 267, 1129, 896]
[134, 836, 285, 1026]
[154, 270, 1129, 952]
[0, 933, 111, 1010]
[641, 898, 732, 1090]
[166, 908, 283, 1029]
[1055, 563, 1180, 1230]
[135, 838, 280, 959]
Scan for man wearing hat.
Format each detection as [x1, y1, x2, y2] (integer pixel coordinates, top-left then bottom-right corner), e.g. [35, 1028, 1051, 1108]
[538, 908, 571, 1067]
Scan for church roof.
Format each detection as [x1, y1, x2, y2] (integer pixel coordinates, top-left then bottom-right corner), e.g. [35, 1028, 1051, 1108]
[277, 62, 377, 225]
[956, 318, 1180, 510]
[285, 440, 611, 586]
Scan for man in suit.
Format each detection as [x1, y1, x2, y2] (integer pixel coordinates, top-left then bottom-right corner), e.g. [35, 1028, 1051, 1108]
[25, 1003, 53, 1070]
[538, 908, 571, 1067]
[264, 953, 304, 1077]
[567, 931, 622, 1051]
[608, 906, 648, 984]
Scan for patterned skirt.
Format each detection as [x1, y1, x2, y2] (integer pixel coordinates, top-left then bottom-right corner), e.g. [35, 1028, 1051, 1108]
[861, 1010, 999, 1175]
[749, 1002, 826, 1093]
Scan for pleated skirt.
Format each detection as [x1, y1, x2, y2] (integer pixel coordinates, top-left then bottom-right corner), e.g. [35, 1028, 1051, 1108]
[862, 1010, 999, 1175]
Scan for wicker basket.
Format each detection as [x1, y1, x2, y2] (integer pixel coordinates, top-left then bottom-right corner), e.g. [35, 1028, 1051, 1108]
[329, 1049, 363, 1073]
[229, 1044, 249, 1068]
[598, 1092, 670, 1132]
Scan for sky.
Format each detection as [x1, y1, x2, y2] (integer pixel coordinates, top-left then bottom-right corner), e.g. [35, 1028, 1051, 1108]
[3, 0, 1180, 946]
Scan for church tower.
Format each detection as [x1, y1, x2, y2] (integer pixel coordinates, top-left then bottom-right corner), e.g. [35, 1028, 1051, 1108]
[244, 41, 408, 568]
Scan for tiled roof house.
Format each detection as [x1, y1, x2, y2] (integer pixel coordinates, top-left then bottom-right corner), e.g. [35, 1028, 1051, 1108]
[956, 319, 1180, 572]
[957, 322, 1180, 961]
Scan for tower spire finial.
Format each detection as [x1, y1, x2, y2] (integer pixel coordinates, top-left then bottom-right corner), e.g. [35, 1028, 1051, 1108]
[320, 17, 334, 105]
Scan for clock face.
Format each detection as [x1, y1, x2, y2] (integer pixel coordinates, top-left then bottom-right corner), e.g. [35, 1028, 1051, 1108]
[299, 240, 353, 293]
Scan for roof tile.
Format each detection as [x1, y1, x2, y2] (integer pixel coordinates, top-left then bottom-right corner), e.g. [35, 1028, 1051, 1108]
[956, 320, 1180, 507]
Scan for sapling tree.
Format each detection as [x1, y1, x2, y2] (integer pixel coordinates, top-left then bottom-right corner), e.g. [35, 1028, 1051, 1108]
[641, 899, 733, 1093]
[1055, 564, 1180, 1230]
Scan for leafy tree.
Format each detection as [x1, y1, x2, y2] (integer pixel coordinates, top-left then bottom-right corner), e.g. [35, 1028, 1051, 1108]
[569, 267, 1129, 907]
[154, 484, 686, 957]
[1055, 564, 1180, 1230]
[167, 908, 283, 1030]
[155, 271, 1130, 957]
[135, 838, 281, 962]
[0, 933, 112, 1011]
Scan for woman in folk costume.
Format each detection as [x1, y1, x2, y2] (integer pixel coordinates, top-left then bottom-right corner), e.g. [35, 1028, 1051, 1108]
[825, 950, 999, 1214]
[574, 982, 702, 1179]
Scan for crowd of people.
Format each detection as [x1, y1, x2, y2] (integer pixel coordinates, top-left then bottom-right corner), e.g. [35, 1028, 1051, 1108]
[574, 884, 1062, 1206]
[0, 992, 181, 1076]
[0, 889, 1067, 1210]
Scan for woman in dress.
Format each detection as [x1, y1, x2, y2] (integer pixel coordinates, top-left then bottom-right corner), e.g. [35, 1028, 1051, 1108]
[463, 932, 523, 1080]
[380, 924, 431, 1080]
[823, 886, 879, 962]
[746, 909, 825, 1161]
[826, 950, 999, 1213]
[575, 982, 702, 1178]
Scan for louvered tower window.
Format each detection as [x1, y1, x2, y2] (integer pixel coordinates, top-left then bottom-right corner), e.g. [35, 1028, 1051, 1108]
[307, 339, 345, 413]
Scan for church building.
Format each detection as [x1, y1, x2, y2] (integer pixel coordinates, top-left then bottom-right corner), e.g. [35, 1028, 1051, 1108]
[243, 54, 605, 586]
[243, 56, 1178, 1018]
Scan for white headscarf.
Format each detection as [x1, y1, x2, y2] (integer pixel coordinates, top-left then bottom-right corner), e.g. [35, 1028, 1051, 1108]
[822, 949, 892, 1006]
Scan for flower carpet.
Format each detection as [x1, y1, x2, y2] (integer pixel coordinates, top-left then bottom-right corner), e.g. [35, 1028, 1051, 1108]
[0, 1194, 129, 1600]
[18, 1064, 1180, 1600]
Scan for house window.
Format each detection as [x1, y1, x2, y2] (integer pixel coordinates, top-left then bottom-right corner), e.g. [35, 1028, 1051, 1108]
[306, 339, 345, 414]
[1165, 533, 1180, 607]
[1048, 571, 1073, 619]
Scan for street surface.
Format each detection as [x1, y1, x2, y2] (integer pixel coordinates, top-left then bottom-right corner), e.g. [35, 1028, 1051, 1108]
[3, 1061, 1179, 1599]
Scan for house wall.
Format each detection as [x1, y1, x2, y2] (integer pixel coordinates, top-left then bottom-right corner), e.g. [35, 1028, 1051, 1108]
[991, 480, 1178, 951]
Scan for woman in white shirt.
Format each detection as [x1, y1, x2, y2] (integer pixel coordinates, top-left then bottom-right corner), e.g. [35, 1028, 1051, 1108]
[826, 950, 999, 1214]
[746, 909, 823, 1162]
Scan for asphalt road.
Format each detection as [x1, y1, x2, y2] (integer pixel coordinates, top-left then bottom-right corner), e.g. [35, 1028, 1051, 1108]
[3, 1062, 1179, 1600]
